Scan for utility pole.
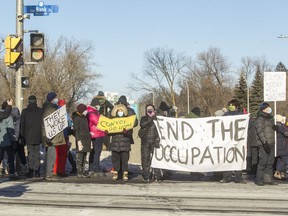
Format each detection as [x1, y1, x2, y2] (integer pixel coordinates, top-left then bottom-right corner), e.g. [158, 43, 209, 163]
[186, 79, 190, 114]
[16, 0, 24, 111]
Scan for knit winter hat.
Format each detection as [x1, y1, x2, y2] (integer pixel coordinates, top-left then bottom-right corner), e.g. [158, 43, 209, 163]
[118, 95, 128, 105]
[98, 91, 105, 96]
[28, 95, 37, 104]
[46, 92, 57, 102]
[191, 107, 201, 116]
[91, 98, 100, 107]
[259, 102, 270, 111]
[77, 104, 87, 114]
[58, 99, 66, 107]
[159, 101, 170, 112]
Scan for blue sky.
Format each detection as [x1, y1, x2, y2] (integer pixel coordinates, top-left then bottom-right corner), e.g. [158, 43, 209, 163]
[1, 0, 288, 100]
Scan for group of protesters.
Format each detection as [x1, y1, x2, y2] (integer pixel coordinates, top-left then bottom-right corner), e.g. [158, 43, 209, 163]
[0, 91, 140, 182]
[0, 91, 287, 186]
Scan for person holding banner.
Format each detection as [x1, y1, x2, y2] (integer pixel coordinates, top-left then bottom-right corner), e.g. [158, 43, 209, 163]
[109, 103, 136, 181]
[220, 99, 247, 184]
[254, 102, 277, 186]
[93, 91, 114, 151]
[139, 104, 161, 183]
[42, 92, 66, 181]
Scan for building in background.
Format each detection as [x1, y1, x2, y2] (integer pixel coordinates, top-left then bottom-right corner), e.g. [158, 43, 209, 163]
[104, 92, 139, 117]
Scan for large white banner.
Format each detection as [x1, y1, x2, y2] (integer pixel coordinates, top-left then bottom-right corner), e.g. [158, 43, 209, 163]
[44, 105, 68, 139]
[264, 72, 286, 102]
[151, 115, 249, 172]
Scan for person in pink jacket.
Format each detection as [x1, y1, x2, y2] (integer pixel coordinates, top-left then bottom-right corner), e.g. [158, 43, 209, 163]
[87, 98, 106, 177]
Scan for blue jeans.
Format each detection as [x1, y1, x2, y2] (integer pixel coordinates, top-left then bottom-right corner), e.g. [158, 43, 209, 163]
[90, 137, 104, 172]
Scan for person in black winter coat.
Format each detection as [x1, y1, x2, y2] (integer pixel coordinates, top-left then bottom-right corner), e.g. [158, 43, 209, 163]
[72, 104, 91, 178]
[254, 102, 277, 186]
[220, 99, 247, 184]
[273, 115, 288, 180]
[20, 95, 43, 178]
[140, 104, 161, 182]
[109, 103, 135, 181]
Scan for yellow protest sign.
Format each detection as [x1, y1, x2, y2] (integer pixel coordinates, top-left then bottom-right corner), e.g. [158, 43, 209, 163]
[97, 115, 136, 133]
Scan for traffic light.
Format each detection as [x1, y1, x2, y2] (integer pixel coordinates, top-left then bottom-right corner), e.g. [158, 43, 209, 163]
[30, 33, 44, 62]
[4, 36, 22, 67]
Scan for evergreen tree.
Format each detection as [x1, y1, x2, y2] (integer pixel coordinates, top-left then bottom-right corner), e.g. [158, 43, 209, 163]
[250, 67, 263, 118]
[275, 61, 287, 72]
[233, 71, 247, 109]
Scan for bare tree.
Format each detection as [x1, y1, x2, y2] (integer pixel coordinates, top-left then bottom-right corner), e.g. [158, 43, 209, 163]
[0, 36, 101, 111]
[130, 47, 187, 114]
[178, 47, 233, 116]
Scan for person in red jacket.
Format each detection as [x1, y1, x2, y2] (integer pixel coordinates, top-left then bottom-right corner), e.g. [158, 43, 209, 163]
[53, 99, 68, 177]
[87, 98, 106, 177]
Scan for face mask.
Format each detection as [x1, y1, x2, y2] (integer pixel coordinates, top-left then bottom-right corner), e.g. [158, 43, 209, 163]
[52, 98, 59, 105]
[95, 105, 101, 111]
[147, 110, 155, 117]
[82, 110, 88, 116]
[117, 111, 124, 117]
[266, 107, 272, 114]
[228, 105, 236, 112]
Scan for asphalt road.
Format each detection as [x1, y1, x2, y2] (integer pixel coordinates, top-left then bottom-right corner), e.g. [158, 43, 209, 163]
[1, 130, 287, 215]
[0, 170, 288, 216]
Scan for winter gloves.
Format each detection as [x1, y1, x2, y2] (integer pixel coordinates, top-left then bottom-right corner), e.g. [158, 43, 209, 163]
[272, 125, 279, 132]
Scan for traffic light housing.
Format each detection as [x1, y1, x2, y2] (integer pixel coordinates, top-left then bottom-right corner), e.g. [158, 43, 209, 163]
[30, 33, 44, 62]
[4, 36, 22, 67]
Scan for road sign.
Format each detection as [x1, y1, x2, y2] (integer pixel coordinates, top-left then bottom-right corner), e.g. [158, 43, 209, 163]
[24, 1, 59, 16]
[21, 76, 30, 88]
[264, 72, 286, 102]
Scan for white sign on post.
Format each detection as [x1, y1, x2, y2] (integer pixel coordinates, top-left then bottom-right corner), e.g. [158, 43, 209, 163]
[264, 72, 286, 102]
[151, 115, 249, 172]
[44, 105, 68, 139]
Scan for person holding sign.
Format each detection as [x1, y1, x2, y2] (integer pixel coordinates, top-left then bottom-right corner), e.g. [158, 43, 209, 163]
[72, 104, 91, 178]
[42, 92, 66, 181]
[254, 102, 277, 186]
[109, 103, 135, 181]
[220, 99, 247, 184]
[139, 104, 161, 183]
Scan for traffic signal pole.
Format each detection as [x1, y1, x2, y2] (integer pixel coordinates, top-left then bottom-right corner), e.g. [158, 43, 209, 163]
[16, 0, 24, 111]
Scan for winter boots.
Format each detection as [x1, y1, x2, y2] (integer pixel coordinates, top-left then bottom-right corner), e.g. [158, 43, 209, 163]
[123, 171, 128, 181]
[26, 169, 34, 178]
[112, 171, 118, 181]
